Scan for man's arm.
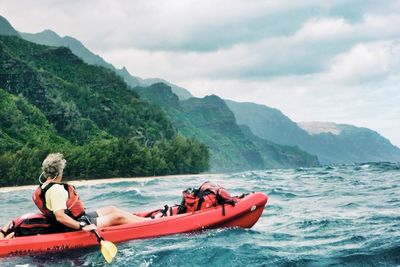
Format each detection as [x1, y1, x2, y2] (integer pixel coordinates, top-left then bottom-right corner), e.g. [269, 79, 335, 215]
[54, 210, 97, 231]
[54, 210, 81, 230]
[48, 185, 96, 231]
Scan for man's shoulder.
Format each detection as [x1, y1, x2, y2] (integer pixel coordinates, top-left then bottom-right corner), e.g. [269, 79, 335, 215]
[46, 183, 68, 194]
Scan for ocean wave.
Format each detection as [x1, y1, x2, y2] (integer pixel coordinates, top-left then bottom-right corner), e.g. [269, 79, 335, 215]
[86, 187, 151, 203]
[2, 164, 399, 266]
[268, 189, 297, 199]
[331, 243, 400, 267]
[356, 162, 400, 171]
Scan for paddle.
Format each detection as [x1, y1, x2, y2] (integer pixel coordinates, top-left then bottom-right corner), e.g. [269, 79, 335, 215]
[85, 216, 117, 263]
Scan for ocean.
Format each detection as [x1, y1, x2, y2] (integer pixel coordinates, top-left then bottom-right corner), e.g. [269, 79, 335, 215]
[0, 163, 399, 266]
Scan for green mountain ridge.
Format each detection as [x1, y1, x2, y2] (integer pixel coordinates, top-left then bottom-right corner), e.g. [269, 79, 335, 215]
[21, 29, 117, 71]
[0, 35, 209, 186]
[135, 83, 319, 171]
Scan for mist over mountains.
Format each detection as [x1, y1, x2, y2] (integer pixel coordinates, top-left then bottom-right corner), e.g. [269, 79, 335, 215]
[1, 14, 399, 173]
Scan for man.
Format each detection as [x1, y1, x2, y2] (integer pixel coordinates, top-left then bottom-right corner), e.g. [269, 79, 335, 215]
[33, 153, 149, 232]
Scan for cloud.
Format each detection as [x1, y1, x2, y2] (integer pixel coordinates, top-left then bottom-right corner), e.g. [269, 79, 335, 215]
[1, 0, 400, 146]
[328, 41, 400, 83]
[2, 0, 391, 52]
[88, 0, 324, 52]
[101, 12, 400, 80]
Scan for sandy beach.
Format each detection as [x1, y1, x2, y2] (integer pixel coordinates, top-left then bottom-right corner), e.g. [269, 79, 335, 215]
[0, 173, 220, 193]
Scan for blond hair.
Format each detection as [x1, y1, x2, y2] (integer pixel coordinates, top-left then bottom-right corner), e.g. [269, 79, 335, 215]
[42, 153, 66, 179]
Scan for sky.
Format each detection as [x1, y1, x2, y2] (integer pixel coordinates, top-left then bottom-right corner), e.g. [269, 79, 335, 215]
[1, 0, 399, 147]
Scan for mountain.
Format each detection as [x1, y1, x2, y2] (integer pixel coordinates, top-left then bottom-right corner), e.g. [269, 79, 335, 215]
[20, 29, 116, 70]
[226, 100, 400, 164]
[0, 35, 209, 186]
[239, 125, 319, 168]
[298, 122, 400, 164]
[225, 100, 310, 146]
[136, 83, 319, 171]
[20, 29, 193, 100]
[1, 16, 317, 181]
[0, 15, 19, 36]
[7, 15, 395, 167]
[180, 95, 266, 171]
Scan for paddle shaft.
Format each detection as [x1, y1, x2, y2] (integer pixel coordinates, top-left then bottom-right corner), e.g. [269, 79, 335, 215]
[83, 215, 118, 263]
[92, 229, 103, 243]
[84, 216, 103, 243]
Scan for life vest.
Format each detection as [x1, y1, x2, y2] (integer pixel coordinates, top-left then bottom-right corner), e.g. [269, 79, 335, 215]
[178, 181, 236, 215]
[32, 183, 85, 220]
[1, 213, 70, 237]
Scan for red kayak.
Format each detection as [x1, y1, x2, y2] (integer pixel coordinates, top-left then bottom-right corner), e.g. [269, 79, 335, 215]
[0, 192, 268, 257]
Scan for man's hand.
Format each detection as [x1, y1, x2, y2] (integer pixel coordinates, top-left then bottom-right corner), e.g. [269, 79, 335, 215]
[82, 224, 97, 232]
[1, 221, 15, 239]
[5, 232, 14, 239]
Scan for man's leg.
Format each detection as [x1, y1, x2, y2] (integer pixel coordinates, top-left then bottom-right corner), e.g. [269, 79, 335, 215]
[96, 206, 119, 216]
[95, 206, 150, 228]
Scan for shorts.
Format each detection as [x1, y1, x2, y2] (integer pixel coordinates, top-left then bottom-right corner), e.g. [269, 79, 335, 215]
[77, 211, 99, 226]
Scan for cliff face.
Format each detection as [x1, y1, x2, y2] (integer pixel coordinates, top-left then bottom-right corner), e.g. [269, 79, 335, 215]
[227, 100, 400, 164]
[180, 95, 266, 171]
[137, 83, 319, 171]
[239, 125, 319, 168]
[225, 100, 310, 146]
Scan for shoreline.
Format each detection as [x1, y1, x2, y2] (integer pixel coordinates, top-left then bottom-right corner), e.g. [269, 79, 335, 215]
[0, 173, 219, 193]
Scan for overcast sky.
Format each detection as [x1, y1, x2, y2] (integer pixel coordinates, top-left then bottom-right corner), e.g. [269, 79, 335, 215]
[1, 0, 399, 146]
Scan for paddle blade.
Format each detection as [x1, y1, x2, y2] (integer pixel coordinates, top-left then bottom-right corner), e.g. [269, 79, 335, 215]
[100, 240, 118, 263]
